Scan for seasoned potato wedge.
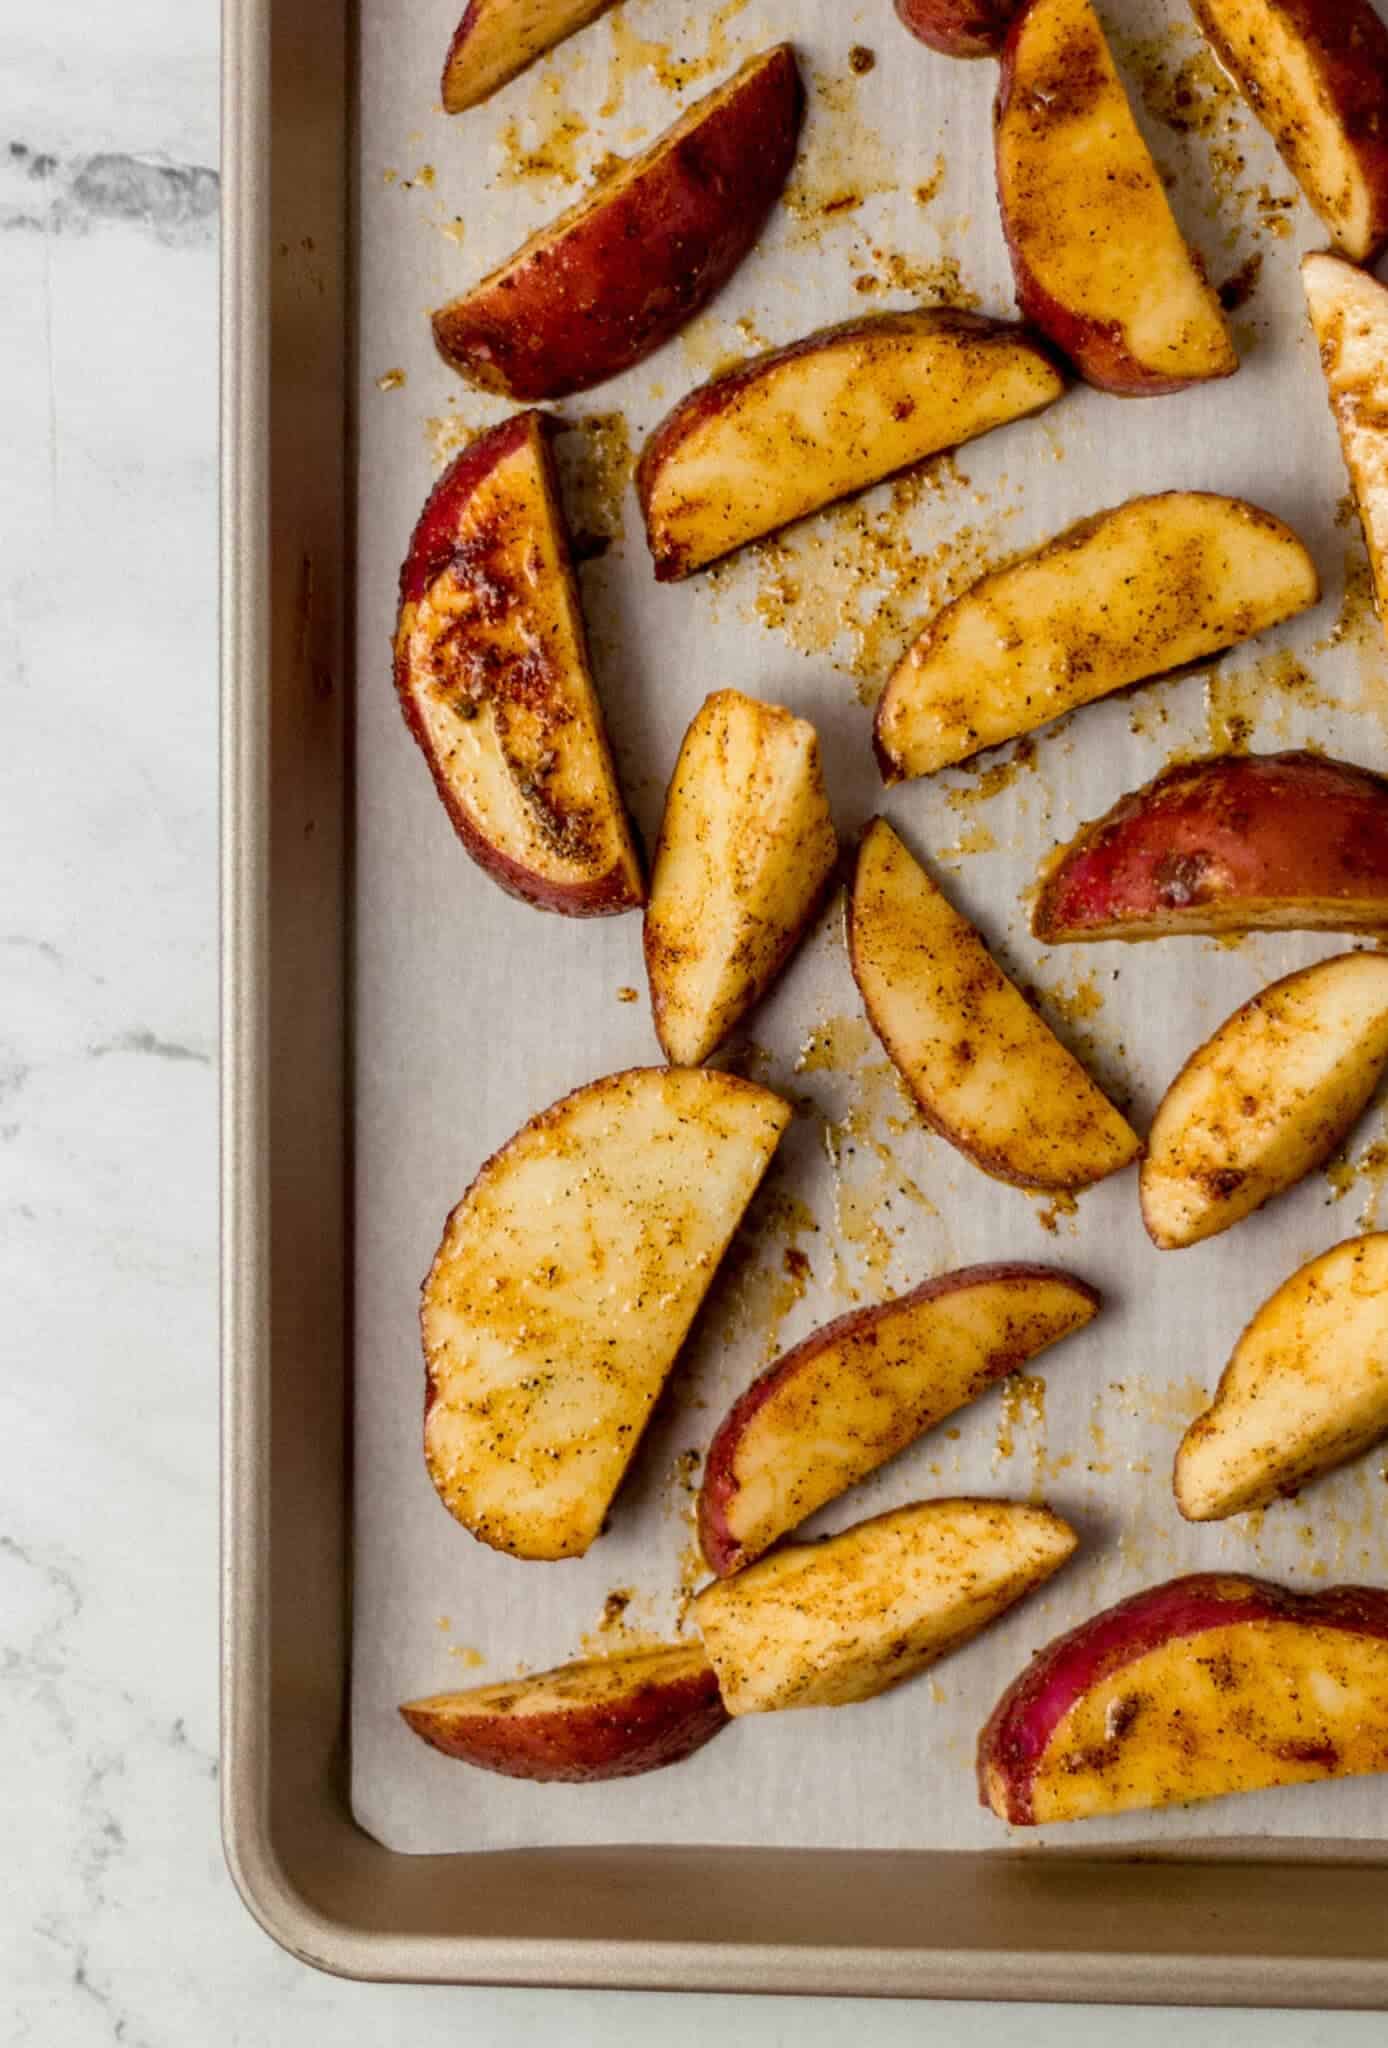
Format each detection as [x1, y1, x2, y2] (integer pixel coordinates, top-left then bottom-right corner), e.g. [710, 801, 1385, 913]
[433, 47, 803, 400]
[636, 311, 1063, 581]
[850, 819, 1140, 1192]
[699, 1264, 1099, 1576]
[423, 1067, 790, 1559]
[1304, 253, 1388, 648]
[1191, 0, 1388, 263]
[393, 411, 643, 915]
[979, 1572, 1388, 1823]
[1176, 1234, 1388, 1520]
[1143, 952, 1388, 1249]
[401, 1644, 727, 1781]
[895, 0, 1019, 57]
[875, 493, 1318, 780]
[996, 0, 1236, 394]
[1034, 752, 1388, 943]
[694, 1499, 1077, 1714]
[441, 0, 617, 115]
[644, 691, 838, 1067]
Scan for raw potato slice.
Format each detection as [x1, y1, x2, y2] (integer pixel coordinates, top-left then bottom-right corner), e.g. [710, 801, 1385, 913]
[423, 1067, 791, 1560]
[849, 819, 1140, 1192]
[979, 1572, 1388, 1824]
[875, 493, 1318, 780]
[1304, 253, 1388, 647]
[1034, 752, 1388, 942]
[1143, 952, 1388, 1250]
[432, 47, 803, 400]
[694, 1499, 1077, 1714]
[393, 411, 643, 915]
[996, 0, 1236, 394]
[698, 1264, 1100, 1576]
[400, 1644, 727, 1781]
[1176, 1234, 1388, 1520]
[1191, 0, 1388, 263]
[644, 692, 838, 1066]
[636, 311, 1064, 581]
[442, 0, 617, 115]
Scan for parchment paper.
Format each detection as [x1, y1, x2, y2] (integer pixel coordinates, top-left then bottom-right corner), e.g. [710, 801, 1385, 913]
[351, 0, 1388, 1855]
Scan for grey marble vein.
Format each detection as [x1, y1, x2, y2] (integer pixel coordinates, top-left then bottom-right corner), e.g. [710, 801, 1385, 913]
[3, 141, 218, 244]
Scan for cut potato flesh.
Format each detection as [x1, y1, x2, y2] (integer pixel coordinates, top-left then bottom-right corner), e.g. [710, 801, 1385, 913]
[876, 492, 1318, 779]
[698, 1265, 1099, 1575]
[1176, 1234, 1388, 1520]
[694, 1499, 1077, 1714]
[442, 0, 616, 115]
[400, 1643, 728, 1780]
[1304, 253, 1388, 644]
[644, 691, 838, 1066]
[850, 819, 1140, 1191]
[423, 1067, 790, 1559]
[1143, 952, 1388, 1250]
[637, 311, 1064, 580]
[996, 0, 1235, 393]
[1192, 0, 1388, 263]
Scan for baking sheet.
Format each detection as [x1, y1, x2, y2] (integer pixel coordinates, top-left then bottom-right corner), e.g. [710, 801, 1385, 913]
[351, 0, 1388, 1856]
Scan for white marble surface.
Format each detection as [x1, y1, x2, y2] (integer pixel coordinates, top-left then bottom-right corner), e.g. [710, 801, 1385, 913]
[1, 0, 1386, 2038]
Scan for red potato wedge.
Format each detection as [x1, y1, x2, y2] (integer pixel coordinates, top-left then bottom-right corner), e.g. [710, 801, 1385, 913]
[996, 0, 1237, 395]
[698, 1265, 1100, 1577]
[1190, 0, 1388, 264]
[442, 0, 617, 115]
[400, 1643, 727, 1781]
[694, 1499, 1077, 1714]
[1304, 253, 1388, 648]
[636, 311, 1064, 581]
[393, 411, 643, 916]
[423, 1067, 790, 1560]
[1033, 752, 1388, 944]
[875, 493, 1318, 781]
[432, 46, 803, 401]
[644, 691, 838, 1067]
[895, 0, 1019, 59]
[979, 1571, 1388, 1824]
[1176, 1234, 1388, 1520]
[850, 819, 1140, 1192]
[1143, 952, 1388, 1250]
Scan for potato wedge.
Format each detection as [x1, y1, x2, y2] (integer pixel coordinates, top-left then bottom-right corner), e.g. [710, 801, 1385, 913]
[644, 691, 838, 1067]
[996, 0, 1236, 394]
[979, 1571, 1388, 1824]
[636, 311, 1063, 581]
[694, 1499, 1077, 1714]
[1143, 953, 1388, 1250]
[423, 1067, 791, 1559]
[394, 411, 643, 916]
[442, 0, 617, 115]
[875, 493, 1318, 781]
[433, 46, 803, 400]
[1304, 252, 1388, 648]
[1190, 0, 1388, 263]
[1034, 752, 1388, 943]
[1176, 1234, 1388, 1520]
[698, 1265, 1099, 1576]
[401, 1643, 727, 1780]
[850, 819, 1140, 1192]
[895, 0, 1019, 58]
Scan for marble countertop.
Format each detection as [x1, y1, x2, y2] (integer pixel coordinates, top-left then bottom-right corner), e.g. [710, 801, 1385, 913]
[2, 0, 1384, 2038]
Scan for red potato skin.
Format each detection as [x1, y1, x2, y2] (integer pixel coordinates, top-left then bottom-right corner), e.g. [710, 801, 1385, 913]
[400, 1666, 728, 1782]
[698, 1263, 1100, 1576]
[635, 310, 1063, 582]
[432, 47, 804, 401]
[393, 412, 642, 916]
[994, 7, 1232, 397]
[896, 0, 1018, 58]
[1034, 752, 1388, 942]
[1194, 0, 1388, 265]
[978, 1571, 1388, 1823]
